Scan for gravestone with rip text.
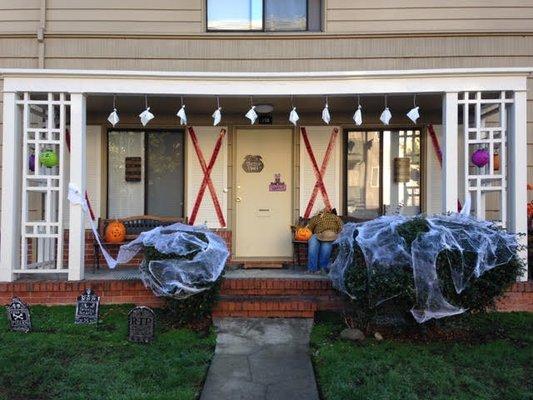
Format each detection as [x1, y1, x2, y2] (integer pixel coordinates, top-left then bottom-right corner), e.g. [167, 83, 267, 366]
[128, 306, 155, 343]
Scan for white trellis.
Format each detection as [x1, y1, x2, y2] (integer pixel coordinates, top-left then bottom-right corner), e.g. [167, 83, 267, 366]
[459, 91, 513, 227]
[18, 92, 69, 273]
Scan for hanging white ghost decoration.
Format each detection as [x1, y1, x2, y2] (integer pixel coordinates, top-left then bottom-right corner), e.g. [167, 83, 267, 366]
[212, 107, 222, 126]
[322, 100, 331, 124]
[245, 105, 258, 124]
[353, 105, 363, 126]
[107, 108, 119, 127]
[139, 107, 154, 127]
[406, 106, 420, 123]
[289, 107, 300, 126]
[177, 104, 187, 125]
[380, 107, 392, 125]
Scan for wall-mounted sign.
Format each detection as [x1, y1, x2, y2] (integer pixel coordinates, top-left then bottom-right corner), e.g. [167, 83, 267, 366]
[6, 297, 31, 333]
[125, 157, 142, 182]
[258, 113, 273, 125]
[242, 155, 264, 173]
[269, 173, 286, 192]
[75, 288, 100, 324]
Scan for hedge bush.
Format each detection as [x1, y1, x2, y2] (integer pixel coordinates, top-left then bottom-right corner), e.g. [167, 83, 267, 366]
[341, 217, 524, 325]
[143, 233, 223, 327]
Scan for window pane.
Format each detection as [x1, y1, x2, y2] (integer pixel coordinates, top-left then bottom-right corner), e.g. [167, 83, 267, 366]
[265, 0, 307, 31]
[108, 131, 145, 219]
[207, 0, 262, 30]
[146, 131, 185, 217]
[346, 131, 381, 219]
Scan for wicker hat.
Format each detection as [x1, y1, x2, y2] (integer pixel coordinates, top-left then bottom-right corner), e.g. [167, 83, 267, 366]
[316, 230, 338, 242]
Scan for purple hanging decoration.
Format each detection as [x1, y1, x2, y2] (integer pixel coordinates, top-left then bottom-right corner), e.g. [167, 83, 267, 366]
[471, 148, 490, 168]
[29, 154, 35, 172]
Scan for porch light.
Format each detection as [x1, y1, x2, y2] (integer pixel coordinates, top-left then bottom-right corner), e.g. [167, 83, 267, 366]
[245, 97, 258, 124]
[139, 95, 154, 127]
[107, 95, 119, 127]
[212, 96, 222, 126]
[380, 95, 392, 125]
[322, 96, 331, 124]
[353, 95, 363, 126]
[177, 96, 187, 125]
[407, 94, 420, 123]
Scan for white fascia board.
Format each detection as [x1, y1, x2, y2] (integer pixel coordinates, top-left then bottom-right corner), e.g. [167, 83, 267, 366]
[1, 67, 530, 95]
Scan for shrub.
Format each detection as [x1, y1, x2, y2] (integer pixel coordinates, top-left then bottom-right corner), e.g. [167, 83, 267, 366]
[341, 216, 524, 325]
[143, 241, 223, 327]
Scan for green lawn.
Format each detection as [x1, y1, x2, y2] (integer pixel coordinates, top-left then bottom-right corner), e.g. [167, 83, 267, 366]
[0, 305, 215, 400]
[311, 312, 533, 400]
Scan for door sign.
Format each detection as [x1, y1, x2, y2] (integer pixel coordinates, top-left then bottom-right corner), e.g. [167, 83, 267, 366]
[269, 174, 286, 192]
[242, 155, 264, 173]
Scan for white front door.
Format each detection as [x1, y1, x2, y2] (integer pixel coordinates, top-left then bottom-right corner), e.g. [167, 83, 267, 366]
[235, 128, 293, 258]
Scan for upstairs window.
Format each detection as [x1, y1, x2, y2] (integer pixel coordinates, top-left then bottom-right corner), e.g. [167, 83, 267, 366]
[207, 0, 321, 32]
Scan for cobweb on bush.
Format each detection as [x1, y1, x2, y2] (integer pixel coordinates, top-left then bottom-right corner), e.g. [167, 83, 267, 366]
[116, 223, 229, 299]
[329, 210, 518, 323]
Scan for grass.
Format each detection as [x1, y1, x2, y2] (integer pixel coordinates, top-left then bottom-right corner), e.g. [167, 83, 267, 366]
[0, 305, 216, 400]
[311, 312, 533, 400]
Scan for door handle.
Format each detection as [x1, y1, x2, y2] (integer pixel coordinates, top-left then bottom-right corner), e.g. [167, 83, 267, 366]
[236, 197, 242, 202]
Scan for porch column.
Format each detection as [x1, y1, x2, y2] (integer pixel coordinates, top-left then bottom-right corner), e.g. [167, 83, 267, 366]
[0, 92, 22, 282]
[441, 92, 459, 213]
[68, 93, 86, 281]
[508, 90, 528, 281]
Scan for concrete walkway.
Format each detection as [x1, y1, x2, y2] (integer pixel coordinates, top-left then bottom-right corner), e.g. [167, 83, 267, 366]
[200, 318, 319, 400]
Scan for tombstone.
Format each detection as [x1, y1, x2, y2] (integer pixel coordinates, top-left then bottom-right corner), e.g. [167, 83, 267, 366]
[6, 297, 32, 333]
[128, 306, 155, 343]
[75, 288, 100, 324]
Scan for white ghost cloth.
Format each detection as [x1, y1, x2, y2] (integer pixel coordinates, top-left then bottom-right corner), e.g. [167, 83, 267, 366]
[139, 107, 155, 127]
[407, 106, 420, 123]
[322, 104, 331, 124]
[107, 108, 119, 127]
[289, 107, 300, 126]
[380, 107, 392, 125]
[245, 106, 258, 124]
[177, 105, 187, 125]
[212, 107, 222, 126]
[353, 105, 363, 126]
[67, 183, 118, 269]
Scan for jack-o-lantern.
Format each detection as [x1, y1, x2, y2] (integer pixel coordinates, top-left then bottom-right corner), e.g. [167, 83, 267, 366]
[104, 220, 126, 243]
[294, 226, 312, 241]
[39, 149, 59, 168]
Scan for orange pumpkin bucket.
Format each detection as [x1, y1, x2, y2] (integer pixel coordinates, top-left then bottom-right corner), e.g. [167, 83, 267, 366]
[294, 226, 312, 241]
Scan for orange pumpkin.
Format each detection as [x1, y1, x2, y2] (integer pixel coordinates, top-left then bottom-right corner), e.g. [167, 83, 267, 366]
[105, 220, 126, 243]
[294, 226, 312, 241]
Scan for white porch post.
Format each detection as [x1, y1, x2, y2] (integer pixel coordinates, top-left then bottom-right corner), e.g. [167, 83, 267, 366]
[441, 92, 459, 213]
[0, 92, 22, 282]
[68, 93, 86, 281]
[508, 90, 528, 281]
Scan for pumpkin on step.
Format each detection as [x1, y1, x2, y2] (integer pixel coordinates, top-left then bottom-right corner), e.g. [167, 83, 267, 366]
[294, 226, 312, 241]
[105, 220, 126, 243]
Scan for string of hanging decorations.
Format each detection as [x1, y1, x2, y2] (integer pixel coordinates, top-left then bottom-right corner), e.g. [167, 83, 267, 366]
[105, 94, 424, 128]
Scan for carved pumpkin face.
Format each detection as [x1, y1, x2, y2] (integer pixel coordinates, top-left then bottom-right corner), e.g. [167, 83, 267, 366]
[294, 227, 312, 241]
[39, 150, 59, 168]
[105, 220, 126, 243]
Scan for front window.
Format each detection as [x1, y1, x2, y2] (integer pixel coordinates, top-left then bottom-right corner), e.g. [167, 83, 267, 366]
[207, 0, 321, 32]
[107, 130, 185, 218]
[345, 129, 422, 219]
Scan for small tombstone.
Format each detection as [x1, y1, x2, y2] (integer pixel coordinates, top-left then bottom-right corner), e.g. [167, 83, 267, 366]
[6, 297, 32, 333]
[128, 306, 155, 343]
[75, 288, 100, 324]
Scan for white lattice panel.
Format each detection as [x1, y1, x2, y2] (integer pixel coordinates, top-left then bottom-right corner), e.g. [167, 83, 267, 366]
[17, 92, 70, 272]
[459, 91, 513, 227]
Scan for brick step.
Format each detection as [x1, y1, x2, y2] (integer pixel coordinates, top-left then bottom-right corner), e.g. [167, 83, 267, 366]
[220, 277, 335, 296]
[213, 295, 318, 318]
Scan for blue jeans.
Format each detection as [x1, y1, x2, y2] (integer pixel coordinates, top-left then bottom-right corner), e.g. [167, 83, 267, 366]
[307, 234, 333, 272]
